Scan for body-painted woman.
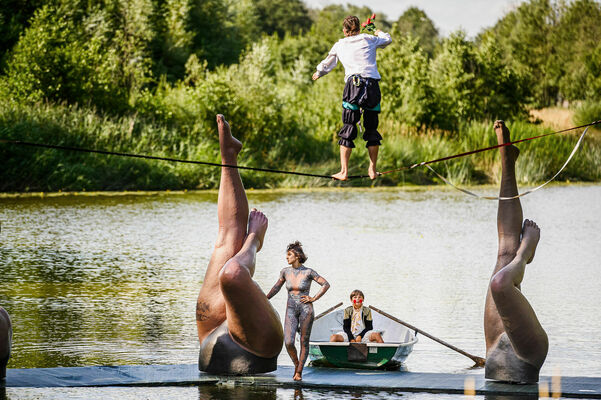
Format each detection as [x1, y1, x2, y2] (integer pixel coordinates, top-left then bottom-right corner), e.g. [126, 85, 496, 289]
[267, 241, 330, 381]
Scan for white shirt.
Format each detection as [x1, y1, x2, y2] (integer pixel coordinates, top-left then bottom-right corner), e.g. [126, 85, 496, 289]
[315, 31, 392, 82]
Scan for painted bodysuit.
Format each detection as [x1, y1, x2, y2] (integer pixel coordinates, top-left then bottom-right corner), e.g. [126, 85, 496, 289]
[268, 266, 327, 371]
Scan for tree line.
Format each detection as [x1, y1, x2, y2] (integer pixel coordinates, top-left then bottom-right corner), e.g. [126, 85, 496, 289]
[1, 0, 600, 191]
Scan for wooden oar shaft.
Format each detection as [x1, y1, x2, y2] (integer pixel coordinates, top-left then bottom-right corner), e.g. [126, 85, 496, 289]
[315, 302, 343, 320]
[369, 305, 485, 367]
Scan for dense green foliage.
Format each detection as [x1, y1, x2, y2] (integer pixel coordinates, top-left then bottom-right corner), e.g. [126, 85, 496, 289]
[395, 7, 439, 57]
[487, 0, 601, 106]
[1, 0, 600, 191]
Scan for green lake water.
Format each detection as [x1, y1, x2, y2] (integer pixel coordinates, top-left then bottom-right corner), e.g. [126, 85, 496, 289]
[1, 185, 600, 399]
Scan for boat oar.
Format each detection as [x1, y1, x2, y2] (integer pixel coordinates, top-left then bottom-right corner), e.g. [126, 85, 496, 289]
[369, 305, 486, 367]
[315, 302, 343, 320]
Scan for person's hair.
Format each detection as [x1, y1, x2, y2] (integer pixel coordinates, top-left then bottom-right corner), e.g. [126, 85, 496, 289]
[349, 289, 364, 300]
[286, 241, 308, 263]
[343, 16, 360, 36]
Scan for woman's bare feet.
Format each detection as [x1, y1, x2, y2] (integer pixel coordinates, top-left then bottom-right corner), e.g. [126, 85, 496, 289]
[217, 114, 242, 163]
[518, 219, 540, 264]
[290, 362, 302, 380]
[494, 120, 520, 161]
[332, 171, 348, 181]
[247, 208, 268, 252]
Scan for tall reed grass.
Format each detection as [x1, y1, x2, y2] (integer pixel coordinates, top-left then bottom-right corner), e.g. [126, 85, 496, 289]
[5, 97, 598, 192]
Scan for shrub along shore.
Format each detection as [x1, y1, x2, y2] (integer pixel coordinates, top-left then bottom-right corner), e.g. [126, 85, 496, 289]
[2, 99, 600, 192]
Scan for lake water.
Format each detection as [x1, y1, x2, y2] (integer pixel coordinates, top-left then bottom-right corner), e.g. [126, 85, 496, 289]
[1, 184, 600, 399]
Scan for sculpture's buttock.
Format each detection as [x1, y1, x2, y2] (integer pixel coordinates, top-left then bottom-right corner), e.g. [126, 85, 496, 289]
[485, 333, 540, 384]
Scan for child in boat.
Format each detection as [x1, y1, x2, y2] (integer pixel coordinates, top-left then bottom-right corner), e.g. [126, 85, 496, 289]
[329, 289, 384, 343]
[312, 15, 392, 181]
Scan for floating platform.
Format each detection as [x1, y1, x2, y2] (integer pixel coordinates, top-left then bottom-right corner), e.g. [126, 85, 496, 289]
[3, 364, 601, 398]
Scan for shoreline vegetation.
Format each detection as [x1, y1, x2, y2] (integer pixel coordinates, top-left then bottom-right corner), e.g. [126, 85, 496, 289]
[1, 181, 600, 200]
[2, 99, 599, 192]
[1, 1, 600, 192]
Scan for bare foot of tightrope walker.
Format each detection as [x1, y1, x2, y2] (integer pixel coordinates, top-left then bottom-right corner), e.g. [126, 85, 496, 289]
[217, 114, 242, 163]
[247, 208, 268, 252]
[517, 219, 540, 265]
[494, 119, 520, 162]
[293, 370, 302, 381]
[368, 164, 379, 180]
[332, 171, 348, 181]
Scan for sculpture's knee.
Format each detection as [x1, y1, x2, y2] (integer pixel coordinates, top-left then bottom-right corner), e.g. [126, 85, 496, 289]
[0, 307, 12, 380]
[218, 259, 249, 291]
[490, 269, 512, 298]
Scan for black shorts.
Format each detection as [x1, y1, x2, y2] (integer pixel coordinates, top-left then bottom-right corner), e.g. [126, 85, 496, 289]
[342, 75, 381, 111]
[337, 75, 382, 148]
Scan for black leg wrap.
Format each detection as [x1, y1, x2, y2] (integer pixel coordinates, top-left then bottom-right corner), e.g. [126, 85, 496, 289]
[362, 110, 382, 147]
[338, 128, 356, 148]
[338, 108, 360, 149]
[338, 138, 355, 148]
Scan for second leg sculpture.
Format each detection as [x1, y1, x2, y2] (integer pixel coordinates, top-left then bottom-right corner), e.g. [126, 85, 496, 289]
[484, 120, 548, 383]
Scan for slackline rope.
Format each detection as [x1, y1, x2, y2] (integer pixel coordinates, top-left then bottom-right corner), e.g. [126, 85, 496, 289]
[1, 120, 599, 186]
[0, 140, 333, 179]
[426, 126, 590, 200]
[372, 120, 601, 178]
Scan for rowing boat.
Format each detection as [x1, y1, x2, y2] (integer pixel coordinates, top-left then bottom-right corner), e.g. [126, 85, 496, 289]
[308, 306, 418, 369]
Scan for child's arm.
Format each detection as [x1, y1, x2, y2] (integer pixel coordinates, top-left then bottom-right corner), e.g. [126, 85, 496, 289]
[374, 30, 392, 48]
[343, 314, 354, 341]
[313, 45, 338, 81]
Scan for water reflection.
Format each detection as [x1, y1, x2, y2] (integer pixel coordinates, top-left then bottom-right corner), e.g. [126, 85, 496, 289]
[0, 384, 586, 400]
[197, 385, 276, 400]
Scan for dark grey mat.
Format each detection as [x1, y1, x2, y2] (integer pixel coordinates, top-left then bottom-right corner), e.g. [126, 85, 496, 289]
[3, 364, 601, 398]
[4, 364, 217, 388]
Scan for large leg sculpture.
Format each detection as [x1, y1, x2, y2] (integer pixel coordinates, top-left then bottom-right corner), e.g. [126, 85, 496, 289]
[197, 115, 283, 365]
[484, 120, 548, 383]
